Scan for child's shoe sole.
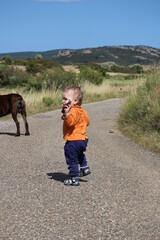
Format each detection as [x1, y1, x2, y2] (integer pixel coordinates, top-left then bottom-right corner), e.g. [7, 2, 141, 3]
[64, 178, 79, 186]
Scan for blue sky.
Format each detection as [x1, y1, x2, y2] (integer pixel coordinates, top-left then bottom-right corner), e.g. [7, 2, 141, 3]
[1, 0, 160, 53]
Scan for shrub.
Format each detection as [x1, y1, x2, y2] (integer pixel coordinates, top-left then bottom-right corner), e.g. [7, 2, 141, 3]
[2, 55, 12, 65]
[0, 64, 10, 86]
[0, 65, 15, 86]
[43, 69, 78, 90]
[26, 61, 39, 75]
[25, 76, 43, 91]
[9, 69, 30, 87]
[42, 97, 53, 107]
[101, 62, 116, 71]
[129, 64, 143, 74]
[79, 66, 103, 85]
[119, 70, 160, 132]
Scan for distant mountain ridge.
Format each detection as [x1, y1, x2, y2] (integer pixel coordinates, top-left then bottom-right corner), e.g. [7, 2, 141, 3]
[0, 45, 160, 66]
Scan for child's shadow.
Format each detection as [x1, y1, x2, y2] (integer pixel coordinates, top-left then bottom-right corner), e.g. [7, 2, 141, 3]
[47, 172, 68, 183]
[47, 172, 88, 183]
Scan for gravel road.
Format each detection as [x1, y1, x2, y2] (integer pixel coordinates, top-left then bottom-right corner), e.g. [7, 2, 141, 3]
[0, 98, 160, 240]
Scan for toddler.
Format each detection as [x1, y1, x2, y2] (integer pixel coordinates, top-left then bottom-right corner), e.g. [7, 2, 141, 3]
[61, 86, 91, 186]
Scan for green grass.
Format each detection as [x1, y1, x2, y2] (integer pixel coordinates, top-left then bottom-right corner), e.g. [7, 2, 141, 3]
[118, 68, 160, 153]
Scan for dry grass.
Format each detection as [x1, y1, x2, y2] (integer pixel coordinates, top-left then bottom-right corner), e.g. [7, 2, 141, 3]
[62, 65, 80, 74]
[0, 75, 144, 116]
[82, 77, 144, 101]
[107, 72, 130, 76]
[0, 88, 62, 116]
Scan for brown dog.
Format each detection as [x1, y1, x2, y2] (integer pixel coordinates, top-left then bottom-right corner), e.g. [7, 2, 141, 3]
[0, 94, 30, 136]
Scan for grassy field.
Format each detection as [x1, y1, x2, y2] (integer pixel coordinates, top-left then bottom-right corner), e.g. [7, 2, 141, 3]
[0, 73, 144, 115]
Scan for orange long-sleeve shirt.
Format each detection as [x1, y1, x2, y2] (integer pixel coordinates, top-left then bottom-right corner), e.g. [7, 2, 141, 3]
[62, 105, 90, 140]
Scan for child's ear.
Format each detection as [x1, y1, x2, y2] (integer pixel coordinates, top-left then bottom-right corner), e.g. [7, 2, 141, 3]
[74, 98, 78, 104]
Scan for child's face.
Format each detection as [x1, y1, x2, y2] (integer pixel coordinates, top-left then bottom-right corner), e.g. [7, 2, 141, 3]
[62, 89, 78, 107]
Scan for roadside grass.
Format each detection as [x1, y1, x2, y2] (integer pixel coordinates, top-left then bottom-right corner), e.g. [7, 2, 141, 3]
[0, 73, 144, 116]
[0, 88, 62, 116]
[118, 68, 160, 153]
[83, 73, 145, 101]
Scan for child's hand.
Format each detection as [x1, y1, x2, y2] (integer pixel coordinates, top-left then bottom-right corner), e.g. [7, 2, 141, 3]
[64, 105, 70, 117]
[61, 100, 71, 116]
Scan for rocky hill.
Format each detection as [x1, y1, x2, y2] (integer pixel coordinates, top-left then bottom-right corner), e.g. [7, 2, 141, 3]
[0, 45, 160, 66]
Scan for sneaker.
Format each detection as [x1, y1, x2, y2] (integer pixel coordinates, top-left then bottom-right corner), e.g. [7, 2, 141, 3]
[64, 177, 79, 186]
[79, 167, 91, 177]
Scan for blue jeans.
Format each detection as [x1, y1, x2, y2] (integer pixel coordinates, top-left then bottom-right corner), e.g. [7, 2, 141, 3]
[64, 139, 88, 177]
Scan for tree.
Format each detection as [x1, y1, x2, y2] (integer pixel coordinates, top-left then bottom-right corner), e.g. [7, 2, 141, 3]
[2, 55, 12, 65]
[26, 61, 39, 74]
[35, 54, 43, 60]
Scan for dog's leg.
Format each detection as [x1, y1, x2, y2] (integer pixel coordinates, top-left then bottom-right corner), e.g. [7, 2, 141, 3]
[12, 112, 20, 136]
[21, 110, 30, 136]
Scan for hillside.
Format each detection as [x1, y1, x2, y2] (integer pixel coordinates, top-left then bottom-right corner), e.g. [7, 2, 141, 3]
[0, 45, 160, 66]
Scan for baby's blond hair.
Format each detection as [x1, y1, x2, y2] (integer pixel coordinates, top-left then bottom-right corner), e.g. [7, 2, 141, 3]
[63, 86, 83, 105]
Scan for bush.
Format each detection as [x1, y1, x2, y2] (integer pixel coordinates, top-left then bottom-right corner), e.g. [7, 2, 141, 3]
[79, 66, 103, 85]
[42, 97, 53, 107]
[0, 64, 39, 88]
[101, 62, 143, 74]
[0, 63, 44, 91]
[2, 55, 12, 65]
[0, 65, 15, 86]
[26, 61, 40, 74]
[128, 64, 143, 74]
[25, 76, 43, 91]
[101, 62, 116, 71]
[119, 70, 160, 132]
[118, 68, 160, 152]
[9, 69, 30, 87]
[43, 69, 78, 90]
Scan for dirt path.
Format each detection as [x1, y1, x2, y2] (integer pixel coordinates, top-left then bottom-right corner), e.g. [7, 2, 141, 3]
[0, 98, 160, 240]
